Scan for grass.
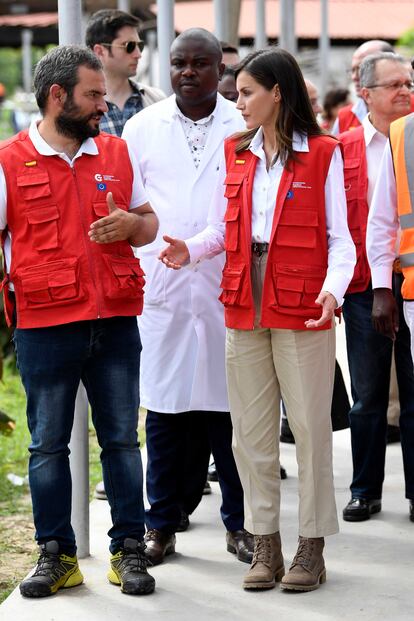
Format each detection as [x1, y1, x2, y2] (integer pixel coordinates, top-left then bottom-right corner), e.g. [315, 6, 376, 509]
[0, 359, 146, 604]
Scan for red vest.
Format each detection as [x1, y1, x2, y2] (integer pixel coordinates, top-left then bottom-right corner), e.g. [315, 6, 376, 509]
[220, 134, 337, 331]
[339, 126, 371, 294]
[0, 130, 145, 328]
[337, 104, 361, 134]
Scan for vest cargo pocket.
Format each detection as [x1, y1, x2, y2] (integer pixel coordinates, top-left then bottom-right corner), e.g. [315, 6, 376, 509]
[344, 158, 359, 201]
[103, 255, 145, 299]
[276, 276, 304, 307]
[224, 203, 241, 252]
[26, 205, 59, 251]
[272, 263, 325, 315]
[224, 172, 244, 199]
[276, 208, 318, 248]
[17, 257, 81, 308]
[219, 265, 245, 307]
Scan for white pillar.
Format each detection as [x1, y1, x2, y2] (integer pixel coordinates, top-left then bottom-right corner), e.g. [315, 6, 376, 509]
[214, 0, 241, 47]
[157, 0, 174, 95]
[117, 0, 131, 11]
[69, 386, 90, 559]
[255, 0, 267, 50]
[58, 0, 83, 45]
[279, 0, 296, 55]
[21, 29, 32, 93]
[319, 0, 329, 97]
[57, 0, 90, 559]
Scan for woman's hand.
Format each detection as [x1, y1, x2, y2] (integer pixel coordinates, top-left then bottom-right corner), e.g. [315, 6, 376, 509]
[304, 291, 337, 329]
[158, 235, 190, 270]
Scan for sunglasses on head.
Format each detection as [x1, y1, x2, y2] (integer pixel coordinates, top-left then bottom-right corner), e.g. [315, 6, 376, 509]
[102, 40, 144, 54]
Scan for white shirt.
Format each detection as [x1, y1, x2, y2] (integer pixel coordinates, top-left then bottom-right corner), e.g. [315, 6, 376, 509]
[0, 120, 147, 272]
[366, 140, 398, 290]
[362, 114, 388, 206]
[175, 103, 214, 169]
[186, 129, 355, 307]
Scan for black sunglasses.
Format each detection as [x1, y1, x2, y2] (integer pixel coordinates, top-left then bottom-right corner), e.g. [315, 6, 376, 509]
[102, 40, 144, 54]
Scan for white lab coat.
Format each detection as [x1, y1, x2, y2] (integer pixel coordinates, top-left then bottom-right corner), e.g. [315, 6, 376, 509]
[122, 94, 245, 413]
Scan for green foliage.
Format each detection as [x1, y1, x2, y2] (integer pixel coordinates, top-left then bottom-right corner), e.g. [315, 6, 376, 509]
[397, 28, 414, 51]
[0, 47, 49, 97]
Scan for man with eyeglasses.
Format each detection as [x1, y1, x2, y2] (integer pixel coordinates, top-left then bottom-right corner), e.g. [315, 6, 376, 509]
[86, 9, 164, 137]
[339, 52, 414, 524]
[333, 39, 394, 135]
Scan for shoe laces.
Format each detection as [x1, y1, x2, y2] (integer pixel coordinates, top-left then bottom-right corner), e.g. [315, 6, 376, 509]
[252, 535, 272, 564]
[119, 544, 149, 573]
[291, 538, 313, 569]
[33, 550, 61, 577]
[145, 529, 160, 542]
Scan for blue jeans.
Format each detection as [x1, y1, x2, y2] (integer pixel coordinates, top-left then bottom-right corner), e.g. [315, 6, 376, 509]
[14, 316, 145, 554]
[343, 276, 414, 500]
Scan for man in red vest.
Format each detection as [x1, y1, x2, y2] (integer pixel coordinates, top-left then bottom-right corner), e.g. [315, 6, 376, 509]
[333, 39, 394, 135]
[0, 45, 158, 598]
[340, 52, 414, 523]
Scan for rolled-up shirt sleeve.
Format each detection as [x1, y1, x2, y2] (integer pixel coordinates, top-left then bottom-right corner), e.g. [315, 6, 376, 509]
[322, 144, 356, 306]
[366, 140, 398, 290]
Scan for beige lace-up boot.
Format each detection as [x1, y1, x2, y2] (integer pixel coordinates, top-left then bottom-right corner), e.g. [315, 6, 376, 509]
[281, 536, 326, 591]
[242, 532, 284, 590]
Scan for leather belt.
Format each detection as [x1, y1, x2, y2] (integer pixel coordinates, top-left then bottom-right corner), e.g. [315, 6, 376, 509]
[251, 242, 269, 256]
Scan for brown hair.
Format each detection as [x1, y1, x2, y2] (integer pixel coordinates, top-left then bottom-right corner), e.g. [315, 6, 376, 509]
[234, 47, 323, 164]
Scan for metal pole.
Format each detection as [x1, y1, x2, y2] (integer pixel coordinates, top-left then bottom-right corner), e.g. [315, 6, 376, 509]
[319, 0, 329, 98]
[157, 0, 174, 95]
[255, 0, 267, 50]
[214, 0, 229, 42]
[280, 0, 296, 54]
[117, 0, 131, 11]
[58, 0, 83, 45]
[57, 0, 90, 559]
[21, 29, 32, 93]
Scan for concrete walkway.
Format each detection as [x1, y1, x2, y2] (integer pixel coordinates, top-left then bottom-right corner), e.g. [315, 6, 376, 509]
[1, 325, 412, 621]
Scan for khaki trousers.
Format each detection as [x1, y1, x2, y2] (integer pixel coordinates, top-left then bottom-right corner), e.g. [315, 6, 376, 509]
[226, 254, 339, 538]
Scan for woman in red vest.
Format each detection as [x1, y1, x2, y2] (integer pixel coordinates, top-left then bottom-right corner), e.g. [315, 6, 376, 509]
[159, 48, 355, 593]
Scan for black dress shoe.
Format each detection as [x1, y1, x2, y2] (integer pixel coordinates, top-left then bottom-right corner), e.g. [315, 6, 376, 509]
[280, 465, 287, 480]
[280, 417, 295, 444]
[409, 500, 414, 523]
[226, 529, 254, 564]
[144, 529, 176, 566]
[176, 510, 190, 532]
[207, 462, 219, 482]
[343, 497, 382, 522]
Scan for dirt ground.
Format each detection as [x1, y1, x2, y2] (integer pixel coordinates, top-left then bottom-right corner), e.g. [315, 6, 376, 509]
[0, 496, 36, 600]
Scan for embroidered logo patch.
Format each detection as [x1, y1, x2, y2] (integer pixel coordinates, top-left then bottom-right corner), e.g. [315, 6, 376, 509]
[97, 182, 107, 191]
[292, 181, 312, 190]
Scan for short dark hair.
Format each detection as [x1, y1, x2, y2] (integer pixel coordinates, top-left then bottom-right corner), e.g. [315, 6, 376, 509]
[85, 9, 140, 48]
[323, 88, 350, 121]
[220, 41, 239, 55]
[33, 45, 102, 113]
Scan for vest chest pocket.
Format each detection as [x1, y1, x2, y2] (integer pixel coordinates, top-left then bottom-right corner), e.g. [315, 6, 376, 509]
[224, 172, 244, 199]
[224, 203, 241, 252]
[103, 255, 145, 299]
[17, 171, 52, 201]
[17, 257, 82, 308]
[343, 158, 360, 201]
[26, 205, 59, 251]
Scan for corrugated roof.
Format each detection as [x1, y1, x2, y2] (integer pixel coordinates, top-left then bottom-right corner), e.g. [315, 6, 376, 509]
[171, 0, 414, 40]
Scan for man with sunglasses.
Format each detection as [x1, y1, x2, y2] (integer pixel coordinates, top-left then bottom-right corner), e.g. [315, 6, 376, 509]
[340, 52, 414, 524]
[86, 9, 164, 137]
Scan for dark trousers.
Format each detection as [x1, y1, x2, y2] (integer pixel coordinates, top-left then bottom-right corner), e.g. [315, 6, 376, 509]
[145, 409, 244, 533]
[14, 317, 145, 554]
[343, 275, 414, 500]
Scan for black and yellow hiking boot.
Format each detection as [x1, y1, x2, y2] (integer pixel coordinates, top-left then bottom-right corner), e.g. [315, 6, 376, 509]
[20, 540, 83, 598]
[108, 538, 155, 595]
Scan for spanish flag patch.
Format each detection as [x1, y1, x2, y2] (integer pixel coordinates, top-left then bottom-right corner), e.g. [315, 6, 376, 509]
[235, 159, 245, 164]
[25, 160, 37, 167]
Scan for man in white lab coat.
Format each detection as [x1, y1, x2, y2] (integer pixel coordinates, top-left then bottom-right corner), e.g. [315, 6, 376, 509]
[122, 29, 251, 566]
